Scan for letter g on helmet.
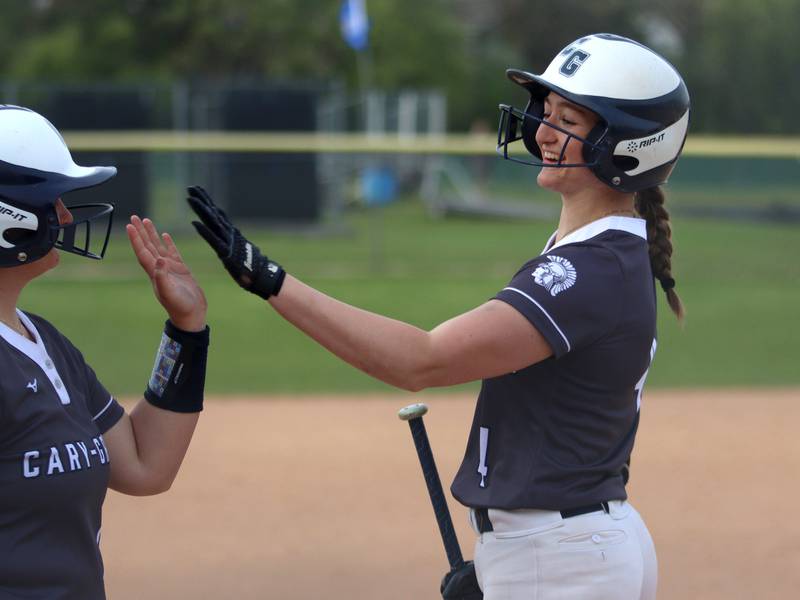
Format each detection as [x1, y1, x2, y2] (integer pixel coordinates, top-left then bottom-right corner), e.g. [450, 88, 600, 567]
[496, 33, 690, 193]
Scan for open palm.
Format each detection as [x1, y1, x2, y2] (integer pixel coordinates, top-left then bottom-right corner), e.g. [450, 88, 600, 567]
[127, 216, 208, 332]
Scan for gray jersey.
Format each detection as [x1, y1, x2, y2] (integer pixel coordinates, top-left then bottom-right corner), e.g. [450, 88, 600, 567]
[0, 311, 123, 600]
[451, 217, 657, 511]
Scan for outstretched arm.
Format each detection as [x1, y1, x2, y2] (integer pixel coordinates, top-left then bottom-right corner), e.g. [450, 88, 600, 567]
[104, 216, 208, 496]
[270, 275, 550, 391]
[187, 186, 551, 392]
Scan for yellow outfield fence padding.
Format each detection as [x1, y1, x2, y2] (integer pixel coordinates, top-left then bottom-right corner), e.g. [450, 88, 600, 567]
[61, 131, 800, 158]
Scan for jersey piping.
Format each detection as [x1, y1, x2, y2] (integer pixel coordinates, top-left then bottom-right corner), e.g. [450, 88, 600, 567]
[92, 397, 116, 421]
[524, 215, 647, 357]
[501, 286, 571, 351]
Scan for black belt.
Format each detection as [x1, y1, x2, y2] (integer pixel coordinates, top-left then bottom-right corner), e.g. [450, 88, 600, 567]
[474, 502, 610, 534]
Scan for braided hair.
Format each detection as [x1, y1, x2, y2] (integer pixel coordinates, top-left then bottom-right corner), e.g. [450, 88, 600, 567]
[634, 186, 685, 321]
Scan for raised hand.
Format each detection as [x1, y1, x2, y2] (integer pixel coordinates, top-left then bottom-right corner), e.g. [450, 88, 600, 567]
[185, 185, 285, 300]
[126, 215, 207, 332]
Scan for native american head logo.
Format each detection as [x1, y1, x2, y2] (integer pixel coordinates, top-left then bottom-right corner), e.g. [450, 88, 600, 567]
[532, 255, 577, 296]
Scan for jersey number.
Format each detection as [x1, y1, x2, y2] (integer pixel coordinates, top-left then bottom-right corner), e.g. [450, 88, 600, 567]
[634, 338, 657, 410]
[477, 427, 489, 488]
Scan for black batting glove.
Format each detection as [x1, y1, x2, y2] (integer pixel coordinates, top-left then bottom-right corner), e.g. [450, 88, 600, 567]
[441, 561, 482, 600]
[186, 185, 286, 300]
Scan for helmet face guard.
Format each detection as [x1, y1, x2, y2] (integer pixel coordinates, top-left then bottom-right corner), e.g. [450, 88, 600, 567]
[496, 102, 606, 169]
[55, 203, 114, 261]
[0, 105, 117, 267]
[497, 33, 690, 193]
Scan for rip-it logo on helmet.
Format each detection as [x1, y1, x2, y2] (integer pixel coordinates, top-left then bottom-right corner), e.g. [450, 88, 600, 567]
[614, 112, 690, 177]
[0, 105, 117, 267]
[0, 200, 37, 249]
[496, 33, 690, 193]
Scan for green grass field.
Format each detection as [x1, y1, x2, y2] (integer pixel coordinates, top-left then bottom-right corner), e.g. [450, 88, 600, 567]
[18, 196, 799, 396]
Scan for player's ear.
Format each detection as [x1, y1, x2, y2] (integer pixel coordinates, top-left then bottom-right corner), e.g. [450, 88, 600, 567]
[55, 199, 74, 226]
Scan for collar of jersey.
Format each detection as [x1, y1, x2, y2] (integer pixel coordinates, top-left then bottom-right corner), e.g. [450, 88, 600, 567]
[543, 216, 646, 253]
[0, 309, 72, 405]
[0, 309, 43, 349]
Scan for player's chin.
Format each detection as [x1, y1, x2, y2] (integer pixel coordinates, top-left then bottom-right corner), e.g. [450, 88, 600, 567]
[536, 167, 565, 191]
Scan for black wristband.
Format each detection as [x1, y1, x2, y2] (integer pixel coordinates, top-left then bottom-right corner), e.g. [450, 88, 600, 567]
[144, 320, 210, 413]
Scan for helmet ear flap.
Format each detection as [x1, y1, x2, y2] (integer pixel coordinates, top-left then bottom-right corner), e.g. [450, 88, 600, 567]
[520, 98, 543, 159]
[0, 199, 56, 266]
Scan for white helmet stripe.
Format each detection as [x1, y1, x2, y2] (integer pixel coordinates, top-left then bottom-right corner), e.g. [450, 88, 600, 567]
[614, 110, 690, 176]
[540, 35, 682, 99]
[0, 106, 110, 181]
[0, 200, 37, 249]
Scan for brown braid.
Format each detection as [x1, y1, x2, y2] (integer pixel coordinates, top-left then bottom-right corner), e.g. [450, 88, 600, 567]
[634, 186, 685, 321]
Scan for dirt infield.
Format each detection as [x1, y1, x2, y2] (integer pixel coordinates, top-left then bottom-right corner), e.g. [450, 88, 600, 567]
[102, 389, 800, 599]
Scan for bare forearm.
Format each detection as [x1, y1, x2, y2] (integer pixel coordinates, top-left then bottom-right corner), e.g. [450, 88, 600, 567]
[184, 187, 554, 391]
[108, 401, 199, 496]
[269, 275, 436, 390]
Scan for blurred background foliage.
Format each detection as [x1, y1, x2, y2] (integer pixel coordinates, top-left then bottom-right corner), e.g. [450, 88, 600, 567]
[1, 0, 799, 132]
[1, 0, 798, 394]
[21, 201, 800, 394]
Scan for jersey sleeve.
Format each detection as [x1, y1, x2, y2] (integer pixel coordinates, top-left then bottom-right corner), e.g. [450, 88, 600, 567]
[494, 244, 623, 358]
[83, 361, 124, 434]
[23, 312, 125, 433]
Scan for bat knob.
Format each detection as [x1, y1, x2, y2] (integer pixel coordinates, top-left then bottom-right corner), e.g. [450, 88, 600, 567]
[398, 402, 429, 421]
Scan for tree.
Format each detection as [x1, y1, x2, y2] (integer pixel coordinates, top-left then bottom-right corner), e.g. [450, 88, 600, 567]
[2, 0, 800, 133]
[674, 0, 800, 133]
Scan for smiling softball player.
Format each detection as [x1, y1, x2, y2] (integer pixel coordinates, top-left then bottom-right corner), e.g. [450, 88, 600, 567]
[188, 32, 689, 600]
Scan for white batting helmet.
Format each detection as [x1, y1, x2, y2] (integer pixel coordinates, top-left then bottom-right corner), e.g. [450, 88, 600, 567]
[0, 105, 116, 266]
[496, 33, 690, 193]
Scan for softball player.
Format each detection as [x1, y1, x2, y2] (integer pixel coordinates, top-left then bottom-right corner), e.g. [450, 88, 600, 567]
[0, 106, 209, 599]
[188, 33, 688, 600]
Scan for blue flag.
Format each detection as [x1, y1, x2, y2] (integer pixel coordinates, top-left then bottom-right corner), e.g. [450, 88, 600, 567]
[340, 0, 369, 51]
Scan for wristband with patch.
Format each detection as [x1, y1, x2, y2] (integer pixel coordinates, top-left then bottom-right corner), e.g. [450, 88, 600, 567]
[144, 320, 210, 413]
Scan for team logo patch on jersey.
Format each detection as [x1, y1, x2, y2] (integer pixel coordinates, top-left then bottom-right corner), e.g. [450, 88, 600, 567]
[532, 255, 577, 296]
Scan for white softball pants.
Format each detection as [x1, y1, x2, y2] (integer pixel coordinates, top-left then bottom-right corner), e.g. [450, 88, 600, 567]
[469, 500, 657, 600]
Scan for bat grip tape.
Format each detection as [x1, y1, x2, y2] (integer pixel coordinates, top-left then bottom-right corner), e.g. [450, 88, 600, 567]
[144, 320, 210, 413]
